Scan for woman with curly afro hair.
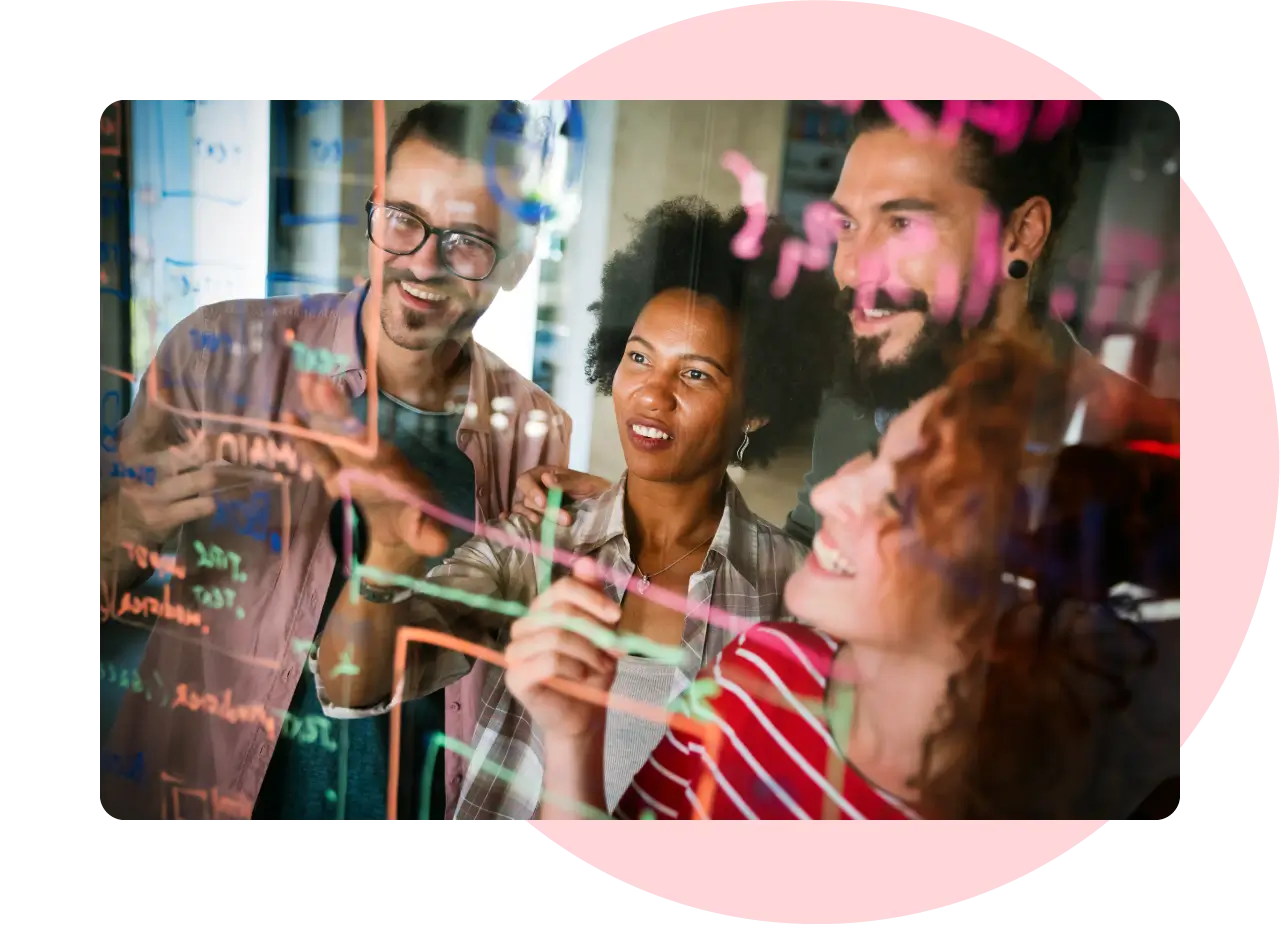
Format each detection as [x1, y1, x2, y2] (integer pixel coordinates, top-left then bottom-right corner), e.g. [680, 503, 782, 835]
[510, 194, 846, 514]
[400, 196, 846, 819]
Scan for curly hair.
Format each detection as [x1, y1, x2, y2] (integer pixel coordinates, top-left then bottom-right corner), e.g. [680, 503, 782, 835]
[883, 332, 1176, 818]
[584, 196, 845, 467]
[853, 102, 1083, 314]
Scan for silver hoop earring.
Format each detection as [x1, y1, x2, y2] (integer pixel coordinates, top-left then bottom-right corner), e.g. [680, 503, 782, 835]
[735, 428, 750, 464]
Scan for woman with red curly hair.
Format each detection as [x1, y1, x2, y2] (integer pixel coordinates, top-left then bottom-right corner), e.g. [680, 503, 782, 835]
[503, 330, 1175, 820]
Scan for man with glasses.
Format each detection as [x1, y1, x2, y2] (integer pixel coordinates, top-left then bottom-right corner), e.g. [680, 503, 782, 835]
[101, 102, 571, 820]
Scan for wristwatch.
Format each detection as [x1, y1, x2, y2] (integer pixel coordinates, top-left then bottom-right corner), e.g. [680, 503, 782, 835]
[357, 578, 413, 605]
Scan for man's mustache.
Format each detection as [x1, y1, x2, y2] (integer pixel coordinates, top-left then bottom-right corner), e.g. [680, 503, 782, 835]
[382, 270, 464, 299]
[835, 286, 932, 315]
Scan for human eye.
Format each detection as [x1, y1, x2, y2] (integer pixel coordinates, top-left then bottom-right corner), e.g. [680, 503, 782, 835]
[685, 368, 713, 383]
[888, 215, 912, 232]
[628, 350, 647, 365]
[446, 232, 489, 253]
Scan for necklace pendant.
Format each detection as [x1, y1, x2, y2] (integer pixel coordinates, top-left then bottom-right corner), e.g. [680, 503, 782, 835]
[636, 574, 650, 593]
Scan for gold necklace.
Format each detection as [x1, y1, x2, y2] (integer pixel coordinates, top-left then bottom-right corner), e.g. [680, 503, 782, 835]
[634, 533, 716, 593]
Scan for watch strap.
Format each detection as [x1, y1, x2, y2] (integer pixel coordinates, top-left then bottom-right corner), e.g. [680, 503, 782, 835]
[358, 578, 413, 605]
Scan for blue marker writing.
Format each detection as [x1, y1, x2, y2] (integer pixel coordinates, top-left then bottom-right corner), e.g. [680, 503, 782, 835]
[109, 462, 157, 486]
[101, 390, 122, 453]
[213, 491, 274, 544]
[484, 100, 585, 226]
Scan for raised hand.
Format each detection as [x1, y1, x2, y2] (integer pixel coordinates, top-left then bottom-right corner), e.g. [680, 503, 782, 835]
[505, 557, 620, 740]
[508, 466, 610, 527]
[104, 390, 226, 587]
[284, 374, 449, 567]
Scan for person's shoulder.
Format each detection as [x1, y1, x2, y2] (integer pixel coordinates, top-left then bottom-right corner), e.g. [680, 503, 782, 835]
[722, 621, 838, 694]
[171, 292, 346, 345]
[754, 515, 810, 560]
[471, 341, 567, 421]
[726, 482, 810, 561]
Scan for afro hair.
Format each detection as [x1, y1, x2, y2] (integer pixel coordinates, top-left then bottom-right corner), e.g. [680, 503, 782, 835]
[584, 196, 846, 468]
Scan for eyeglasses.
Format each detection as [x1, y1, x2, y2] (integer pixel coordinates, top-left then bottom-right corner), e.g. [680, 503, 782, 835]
[365, 200, 503, 281]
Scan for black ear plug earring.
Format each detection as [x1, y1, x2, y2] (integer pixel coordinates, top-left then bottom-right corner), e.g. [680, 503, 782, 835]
[1008, 259, 1030, 280]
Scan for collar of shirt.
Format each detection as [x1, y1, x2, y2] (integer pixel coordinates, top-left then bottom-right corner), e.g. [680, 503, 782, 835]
[568, 473, 761, 598]
[326, 283, 502, 437]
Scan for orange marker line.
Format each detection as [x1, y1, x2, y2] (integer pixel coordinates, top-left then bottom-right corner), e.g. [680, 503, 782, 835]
[386, 625, 716, 821]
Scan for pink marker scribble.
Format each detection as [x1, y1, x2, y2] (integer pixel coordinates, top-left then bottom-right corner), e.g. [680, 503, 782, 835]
[1103, 228, 1163, 275]
[854, 251, 887, 313]
[967, 100, 1036, 154]
[720, 150, 769, 260]
[1049, 285, 1078, 322]
[1146, 286, 1180, 343]
[933, 262, 962, 323]
[772, 201, 842, 299]
[1087, 229, 1165, 334]
[881, 100, 936, 141]
[934, 100, 970, 146]
[860, 100, 1081, 153]
[875, 216, 941, 306]
[1030, 100, 1082, 142]
[961, 204, 1003, 326]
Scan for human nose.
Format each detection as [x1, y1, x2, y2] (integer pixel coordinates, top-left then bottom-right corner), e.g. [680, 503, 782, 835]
[633, 369, 677, 412]
[833, 226, 888, 293]
[812, 456, 874, 521]
[405, 228, 446, 279]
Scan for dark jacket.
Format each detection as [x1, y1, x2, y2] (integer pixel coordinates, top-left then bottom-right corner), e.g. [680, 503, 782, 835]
[785, 321, 1179, 544]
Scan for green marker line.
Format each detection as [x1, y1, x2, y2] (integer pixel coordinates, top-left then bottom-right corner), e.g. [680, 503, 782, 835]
[354, 563, 528, 618]
[345, 505, 362, 606]
[537, 486, 563, 595]
[421, 731, 445, 820]
[355, 563, 687, 664]
[827, 680, 856, 757]
[431, 734, 613, 820]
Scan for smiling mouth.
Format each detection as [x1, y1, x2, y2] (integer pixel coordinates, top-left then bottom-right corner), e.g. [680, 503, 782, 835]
[398, 280, 450, 306]
[631, 423, 672, 441]
[812, 532, 856, 576]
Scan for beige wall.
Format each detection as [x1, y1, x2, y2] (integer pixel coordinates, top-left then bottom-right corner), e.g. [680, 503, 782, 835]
[583, 100, 811, 528]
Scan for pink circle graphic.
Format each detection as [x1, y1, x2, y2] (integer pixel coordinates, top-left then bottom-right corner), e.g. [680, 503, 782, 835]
[529, 3, 1274, 921]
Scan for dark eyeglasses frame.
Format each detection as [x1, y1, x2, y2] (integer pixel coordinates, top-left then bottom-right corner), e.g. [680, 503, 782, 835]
[364, 199, 505, 282]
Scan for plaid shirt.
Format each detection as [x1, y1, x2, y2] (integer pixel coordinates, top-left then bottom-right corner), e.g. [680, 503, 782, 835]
[400, 475, 807, 819]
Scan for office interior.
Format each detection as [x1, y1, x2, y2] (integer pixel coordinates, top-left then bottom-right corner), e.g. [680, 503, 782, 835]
[101, 100, 1180, 761]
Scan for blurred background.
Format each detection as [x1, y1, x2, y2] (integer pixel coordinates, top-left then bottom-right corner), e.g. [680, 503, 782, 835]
[102, 100, 1179, 533]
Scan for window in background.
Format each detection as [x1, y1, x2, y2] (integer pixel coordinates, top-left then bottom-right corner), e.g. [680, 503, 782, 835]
[101, 102, 132, 414]
[267, 101, 352, 297]
[778, 101, 854, 230]
[128, 100, 271, 376]
[532, 233, 570, 396]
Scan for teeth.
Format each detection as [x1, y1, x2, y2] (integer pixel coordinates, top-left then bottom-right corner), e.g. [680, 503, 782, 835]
[401, 281, 447, 302]
[631, 424, 672, 440]
[864, 308, 891, 319]
[812, 533, 856, 576]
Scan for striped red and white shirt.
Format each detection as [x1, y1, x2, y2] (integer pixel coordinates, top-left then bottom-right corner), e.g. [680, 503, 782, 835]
[614, 622, 919, 820]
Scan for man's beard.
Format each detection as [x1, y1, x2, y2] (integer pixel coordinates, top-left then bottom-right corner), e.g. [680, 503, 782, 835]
[378, 269, 480, 352]
[833, 285, 995, 412]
